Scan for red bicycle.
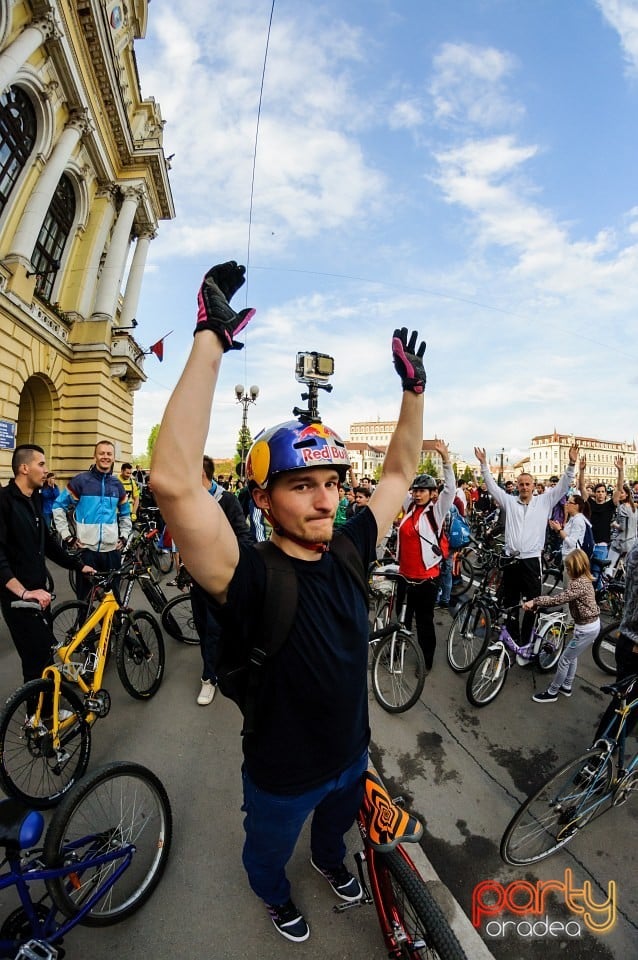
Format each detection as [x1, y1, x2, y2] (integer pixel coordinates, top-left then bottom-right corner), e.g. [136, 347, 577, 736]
[336, 770, 467, 959]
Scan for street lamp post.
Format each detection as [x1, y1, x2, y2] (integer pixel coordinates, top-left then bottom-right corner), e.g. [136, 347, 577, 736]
[235, 384, 259, 478]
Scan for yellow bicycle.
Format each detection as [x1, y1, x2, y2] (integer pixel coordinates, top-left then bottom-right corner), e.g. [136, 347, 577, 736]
[0, 567, 164, 808]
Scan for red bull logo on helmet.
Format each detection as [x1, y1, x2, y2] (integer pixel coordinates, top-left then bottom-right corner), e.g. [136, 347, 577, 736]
[301, 443, 349, 464]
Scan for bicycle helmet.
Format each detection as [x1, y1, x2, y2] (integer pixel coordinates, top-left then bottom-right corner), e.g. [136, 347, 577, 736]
[410, 474, 438, 491]
[246, 419, 351, 490]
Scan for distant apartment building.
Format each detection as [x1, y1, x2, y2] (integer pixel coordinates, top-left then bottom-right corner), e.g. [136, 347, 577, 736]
[530, 432, 637, 484]
[347, 420, 462, 479]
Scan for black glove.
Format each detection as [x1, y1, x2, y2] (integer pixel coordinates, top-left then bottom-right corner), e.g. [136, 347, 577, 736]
[392, 328, 426, 394]
[195, 262, 255, 352]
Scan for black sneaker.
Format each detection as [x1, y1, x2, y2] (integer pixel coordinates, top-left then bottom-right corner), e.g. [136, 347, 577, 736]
[266, 899, 309, 942]
[559, 685, 572, 697]
[532, 689, 558, 703]
[310, 857, 362, 902]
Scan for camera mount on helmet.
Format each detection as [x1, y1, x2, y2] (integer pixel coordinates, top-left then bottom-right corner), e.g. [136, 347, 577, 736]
[292, 351, 334, 423]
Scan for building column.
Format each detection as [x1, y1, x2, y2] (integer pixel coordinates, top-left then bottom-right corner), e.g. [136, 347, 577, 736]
[119, 230, 155, 328]
[91, 185, 143, 322]
[75, 188, 117, 319]
[7, 114, 88, 267]
[0, 16, 58, 94]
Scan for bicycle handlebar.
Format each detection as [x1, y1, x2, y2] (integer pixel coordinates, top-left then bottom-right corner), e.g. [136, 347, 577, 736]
[10, 595, 56, 609]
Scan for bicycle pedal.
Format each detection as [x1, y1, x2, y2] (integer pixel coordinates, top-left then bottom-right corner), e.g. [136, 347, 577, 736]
[84, 689, 111, 718]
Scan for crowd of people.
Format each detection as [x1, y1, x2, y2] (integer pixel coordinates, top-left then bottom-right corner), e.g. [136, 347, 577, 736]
[1, 259, 637, 945]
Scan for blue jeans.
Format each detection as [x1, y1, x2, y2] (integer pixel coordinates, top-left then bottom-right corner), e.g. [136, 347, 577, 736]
[437, 557, 452, 603]
[241, 749, 368, 905]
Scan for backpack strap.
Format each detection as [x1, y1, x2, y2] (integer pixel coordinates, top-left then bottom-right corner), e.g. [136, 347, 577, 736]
[241, 541, 298, 737]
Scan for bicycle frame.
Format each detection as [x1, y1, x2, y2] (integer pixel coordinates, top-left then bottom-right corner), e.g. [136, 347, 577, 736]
[0, 835, 134, 958]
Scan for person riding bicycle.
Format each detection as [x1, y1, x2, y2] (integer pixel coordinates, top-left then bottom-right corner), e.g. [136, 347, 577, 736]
[151, 260, 426, 944]
[0, 444, 93, 685]
[474, 445, 578, 645]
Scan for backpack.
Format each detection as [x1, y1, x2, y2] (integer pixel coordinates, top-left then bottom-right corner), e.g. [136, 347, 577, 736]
[578, 519, 596, 559]
[447, 505, 471, 550]
[216, 533, 368, 736]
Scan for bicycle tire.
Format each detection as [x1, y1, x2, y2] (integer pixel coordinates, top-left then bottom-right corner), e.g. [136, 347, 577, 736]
[160, 593, 199, 645]
[450, 556, 474, 601]
[466, 648, 508, 706]
[116, 611, 165, 699]
[0, 679, 91, 808]
[536, 618, 566, 672]
[592, 621, 619, 675]
[500, 746, 614, 865]
[371, 632, 426, 713]
[44, 760, 172, 925]
[376, 847, 467, 959]
[68, 567, 82, 595]
[51, 601, 91, 648]
[45, 566, 55, 594]
[446, 601, 491, 673]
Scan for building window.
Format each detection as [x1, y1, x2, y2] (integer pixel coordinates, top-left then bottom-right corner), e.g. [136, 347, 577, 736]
[31, 174, 76, 301]
[0, 86, 36, 216]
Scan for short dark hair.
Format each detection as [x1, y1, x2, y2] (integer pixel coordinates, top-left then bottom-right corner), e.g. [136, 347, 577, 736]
[11, 444, 44, 476]
[594, 483, 606, 493]
[94, 440, 114, 454]
[121, 462, 132, 471]
[354, 486, 372, 498]
[203, 455, 215, 482]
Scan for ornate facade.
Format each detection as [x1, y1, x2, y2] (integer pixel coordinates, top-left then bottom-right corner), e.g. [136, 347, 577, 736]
[0, 0, 174, 481]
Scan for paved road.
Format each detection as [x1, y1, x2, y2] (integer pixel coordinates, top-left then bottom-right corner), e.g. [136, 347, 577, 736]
[0, 566, 635, 959]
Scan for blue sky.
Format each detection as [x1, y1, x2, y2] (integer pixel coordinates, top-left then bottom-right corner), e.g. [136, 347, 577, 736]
[131, 0, 638, 468]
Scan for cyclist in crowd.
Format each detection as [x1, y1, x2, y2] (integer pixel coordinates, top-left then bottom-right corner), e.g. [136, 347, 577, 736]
[607, 483, 637, 576]
[548, 493, 591, 582]
[593, 536, 638, 742]
[40, 471, 59, 529]
[474, 445, 578, 644]
[0, 444, 93, 685]
[151, 261, 426, 944]
[522, 548, 600, 704]
[119, 461, 140, 523]
[577, 455, 625, 554]
[396, 445, 455, 669]
[52, 440, 131, 599]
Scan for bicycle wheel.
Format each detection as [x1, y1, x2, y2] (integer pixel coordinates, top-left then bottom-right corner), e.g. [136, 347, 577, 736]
[450, 556, 475, 601]
[500, 747, 614, 865]
[116, 611, 165, 699]
[44, 760, 172, 925]
[51, 601, 91, 647]
[68, 567, 82, 595]
[0, 679, 91, 808]
[592, 621, 619, 675]
[161, 593, 199, 644]
[466, 648, 508, 706]
[371, 632, 426, 713]
[536, 618, 566, 672]
[45, 566, 55, 593]
[375, 847, 467, 959]
[446, 601, 491, 673]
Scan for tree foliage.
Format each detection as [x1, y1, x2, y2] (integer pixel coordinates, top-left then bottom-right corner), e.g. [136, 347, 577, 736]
[146, 424, 161, 462]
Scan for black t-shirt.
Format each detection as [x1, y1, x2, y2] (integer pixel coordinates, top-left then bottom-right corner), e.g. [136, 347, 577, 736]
[589, 499, 615, 544]
[217, 508, 377, 794]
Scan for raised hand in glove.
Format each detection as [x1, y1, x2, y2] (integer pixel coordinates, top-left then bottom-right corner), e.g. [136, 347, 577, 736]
[392, 328, 426, 394]
[195, 261, 255, 352]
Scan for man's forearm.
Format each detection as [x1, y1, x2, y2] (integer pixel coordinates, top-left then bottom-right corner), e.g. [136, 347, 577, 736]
[382, 392, 423, 486]
[152, 332, 223, 499]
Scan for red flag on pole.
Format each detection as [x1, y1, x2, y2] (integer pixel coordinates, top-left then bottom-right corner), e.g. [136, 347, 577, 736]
[147, 330, 173, 362]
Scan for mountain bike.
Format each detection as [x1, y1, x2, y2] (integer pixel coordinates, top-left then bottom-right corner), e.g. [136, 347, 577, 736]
[0, 761, 171, 959]
[0, 568, 165, 808]
[500, 673, 638, 864]
[465, 605, 567, 707]
[368, 567, 426, 713]
[334, 769, 467, 959]
[446, 551, 517, 673]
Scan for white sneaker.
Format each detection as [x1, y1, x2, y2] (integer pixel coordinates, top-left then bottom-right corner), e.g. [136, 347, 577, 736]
[197, 680, 216, 705]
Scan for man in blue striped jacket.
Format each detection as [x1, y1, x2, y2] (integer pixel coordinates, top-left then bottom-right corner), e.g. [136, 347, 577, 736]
[52, 440, 132, 597]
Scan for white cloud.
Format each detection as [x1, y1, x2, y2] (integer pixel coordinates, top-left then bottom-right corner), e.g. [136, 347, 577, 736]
[597, 0, 638, 74]
[389, 99, 424, 129]
[429, 42, 524, 128]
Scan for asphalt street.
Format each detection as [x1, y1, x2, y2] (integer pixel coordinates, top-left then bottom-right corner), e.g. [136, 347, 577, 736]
[0, 564, 635, 959]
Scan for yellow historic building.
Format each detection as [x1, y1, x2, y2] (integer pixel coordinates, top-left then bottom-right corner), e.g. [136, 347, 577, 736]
[0, 0, 173, 481]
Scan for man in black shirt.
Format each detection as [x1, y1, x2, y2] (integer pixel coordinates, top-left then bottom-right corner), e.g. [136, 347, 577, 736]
[151, 261, 426, 943]
[578, 455, 624, 544]
[0, 444, 93, 685]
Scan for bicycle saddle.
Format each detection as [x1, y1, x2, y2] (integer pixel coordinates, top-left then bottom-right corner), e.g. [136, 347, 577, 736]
[0, 799, 44, 850]
[600, 673, 638, 700]
[362, 770, 423, 851]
